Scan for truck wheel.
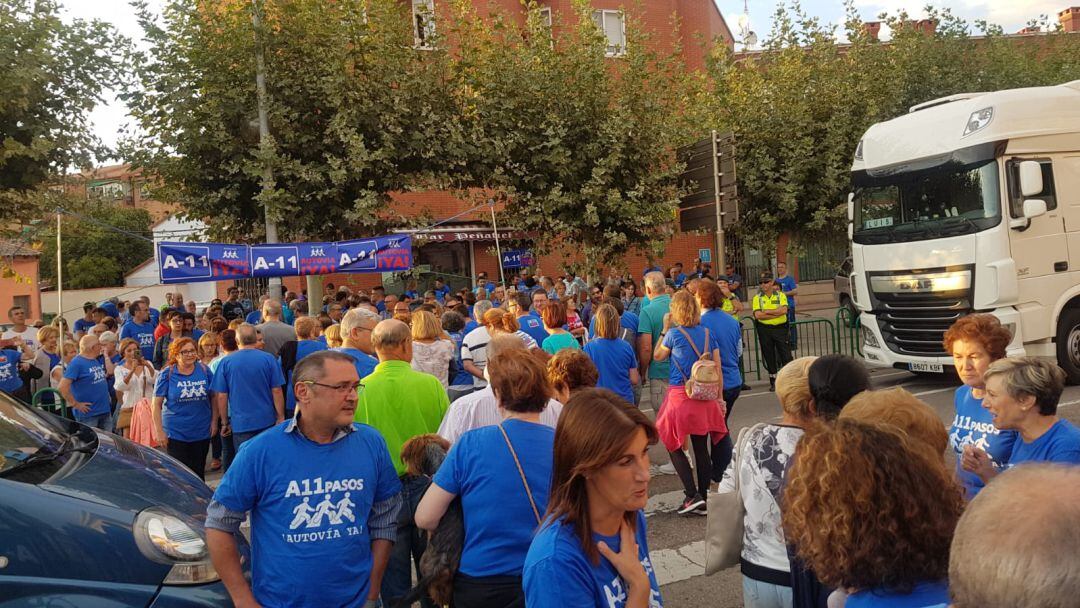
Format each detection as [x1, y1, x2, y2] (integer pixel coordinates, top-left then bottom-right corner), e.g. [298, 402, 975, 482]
[1057, 308, 1080, 385]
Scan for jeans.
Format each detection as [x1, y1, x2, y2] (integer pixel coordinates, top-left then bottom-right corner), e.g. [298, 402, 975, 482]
[743, 575, 793, 608]
[81, 413, 114, 433]
[381, 475, 435, 608]
[221, 427, 269, 472]
[648, 379, 669, 413]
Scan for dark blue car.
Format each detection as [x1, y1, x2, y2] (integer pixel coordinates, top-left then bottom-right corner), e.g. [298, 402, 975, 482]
[0, 391, 249, 606]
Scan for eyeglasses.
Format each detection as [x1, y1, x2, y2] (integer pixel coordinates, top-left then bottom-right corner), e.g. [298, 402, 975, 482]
[179, 349, 198, 356]
[303, 380, 362, 393]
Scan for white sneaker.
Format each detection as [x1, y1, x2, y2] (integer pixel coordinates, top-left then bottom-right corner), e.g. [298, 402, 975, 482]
[658, 462, 677, 475]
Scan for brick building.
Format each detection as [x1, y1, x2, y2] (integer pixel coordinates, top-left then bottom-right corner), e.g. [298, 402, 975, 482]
[56, 164, 176, 223]
[0, 240, 42, 323]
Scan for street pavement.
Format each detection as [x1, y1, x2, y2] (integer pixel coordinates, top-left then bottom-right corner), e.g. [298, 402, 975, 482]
[205, 360, 1080, 608]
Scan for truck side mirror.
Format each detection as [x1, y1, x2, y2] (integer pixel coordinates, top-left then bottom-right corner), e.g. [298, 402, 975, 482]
[1019, 161, 1043, 197]
[847, 193, 854, 222]
[1023, 198, 1047, 219]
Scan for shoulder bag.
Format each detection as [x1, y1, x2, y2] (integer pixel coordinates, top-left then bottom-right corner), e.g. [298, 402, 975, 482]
[704, 422, 763, 575]
[498, 423, 542, 526]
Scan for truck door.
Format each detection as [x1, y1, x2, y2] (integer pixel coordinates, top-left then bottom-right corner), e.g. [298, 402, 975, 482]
[1005, 156, 1067, 342]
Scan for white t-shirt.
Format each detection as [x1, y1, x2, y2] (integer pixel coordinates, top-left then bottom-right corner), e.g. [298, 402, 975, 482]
[2, 327, 38, 352]
[437, 386, 563, 444]
[411, 339, 455, 388]
[113, 364, 157, 409]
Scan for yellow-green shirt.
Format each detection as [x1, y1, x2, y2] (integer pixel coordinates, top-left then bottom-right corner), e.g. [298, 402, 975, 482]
[752, 292, 789, 326]
[355, 360, 449, 475]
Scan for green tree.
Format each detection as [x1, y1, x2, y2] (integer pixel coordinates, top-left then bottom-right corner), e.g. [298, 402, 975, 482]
[444, 0, 713, 271]
[123, 0, 461, 242]
[0, 0, 128, 224]
[39, 203, 154, 289]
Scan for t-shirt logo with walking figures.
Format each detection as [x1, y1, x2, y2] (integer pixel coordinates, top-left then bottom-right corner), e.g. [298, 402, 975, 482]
[282, 476, 366, 543]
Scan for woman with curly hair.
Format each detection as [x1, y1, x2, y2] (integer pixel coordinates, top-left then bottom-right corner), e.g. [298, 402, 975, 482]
[782, 419, 963, 608]
[943, 314, 1017, 499]
[546, 348, 599, 403]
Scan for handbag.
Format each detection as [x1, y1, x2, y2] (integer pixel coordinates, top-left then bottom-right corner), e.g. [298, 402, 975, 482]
[704, 422, 763, 575]
[498, 423, 542, 526]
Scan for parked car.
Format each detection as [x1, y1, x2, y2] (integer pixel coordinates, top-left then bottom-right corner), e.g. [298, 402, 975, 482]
[0, 390, 249, 606]
[834, 257, 858, 324]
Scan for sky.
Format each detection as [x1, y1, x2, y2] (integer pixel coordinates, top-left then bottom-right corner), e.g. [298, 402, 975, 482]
[61, 0, 1069, 158]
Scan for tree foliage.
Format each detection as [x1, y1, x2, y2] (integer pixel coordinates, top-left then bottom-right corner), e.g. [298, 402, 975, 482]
[39, 203, 153, 289]
[0, 0, 128, 224]
[710, 1, 1080, 252]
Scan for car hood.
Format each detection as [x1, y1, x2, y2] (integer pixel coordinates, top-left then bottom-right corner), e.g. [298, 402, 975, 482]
[40, 429, 212, 521]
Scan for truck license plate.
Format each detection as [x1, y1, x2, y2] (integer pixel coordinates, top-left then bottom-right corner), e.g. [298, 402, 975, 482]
[909, 362, 944, 373]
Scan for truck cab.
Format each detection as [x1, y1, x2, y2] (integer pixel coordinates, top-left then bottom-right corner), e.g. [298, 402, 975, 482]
[848, 80, 1080, 381]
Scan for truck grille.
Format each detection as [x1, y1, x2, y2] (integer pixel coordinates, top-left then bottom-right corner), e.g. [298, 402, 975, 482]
[874, 290, 970, 356]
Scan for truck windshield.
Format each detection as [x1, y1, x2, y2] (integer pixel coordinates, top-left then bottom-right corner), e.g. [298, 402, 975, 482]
[852, 159, 1001, 244]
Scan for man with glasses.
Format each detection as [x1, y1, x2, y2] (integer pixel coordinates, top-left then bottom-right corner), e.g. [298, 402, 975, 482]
[752, 272, 793, 391]
[336, 308, 380, 381]
[355, 319, 448, 605]
[510, 292, 548, 346]
[207, 350, 402, 608]
[211, 324, 286, 471]
[58, 335, 115, 431]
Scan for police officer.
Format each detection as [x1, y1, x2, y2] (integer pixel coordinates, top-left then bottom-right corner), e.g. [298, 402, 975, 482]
[752, 271, 793, 391]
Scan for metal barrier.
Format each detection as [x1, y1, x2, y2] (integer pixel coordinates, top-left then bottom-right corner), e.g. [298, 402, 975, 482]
[32, 388, 68, 419]
[735, 309, 865, 383]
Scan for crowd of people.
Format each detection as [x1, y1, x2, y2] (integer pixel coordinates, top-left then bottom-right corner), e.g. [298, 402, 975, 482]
[3, 258, 1080, 608]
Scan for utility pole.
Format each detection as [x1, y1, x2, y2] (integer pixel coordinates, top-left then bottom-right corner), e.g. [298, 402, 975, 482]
[251, 0, 281, 302]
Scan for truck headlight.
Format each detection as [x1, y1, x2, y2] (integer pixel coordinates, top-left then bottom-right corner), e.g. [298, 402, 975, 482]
[861, 326, 880, 349]
[134, 508, 220, 585]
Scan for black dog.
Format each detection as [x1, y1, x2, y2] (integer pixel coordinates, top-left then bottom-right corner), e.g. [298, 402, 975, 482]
[392, 434, 463, 608]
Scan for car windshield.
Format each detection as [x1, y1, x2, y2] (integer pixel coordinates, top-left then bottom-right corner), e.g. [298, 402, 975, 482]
[853, 159, 1001, 244]
[0, 391, 71, 480]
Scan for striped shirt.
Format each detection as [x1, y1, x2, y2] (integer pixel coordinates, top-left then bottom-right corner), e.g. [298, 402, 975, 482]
[437, 386, 563, 444]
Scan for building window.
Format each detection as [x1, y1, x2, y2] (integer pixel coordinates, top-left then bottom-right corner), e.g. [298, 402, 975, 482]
[413, 0, 436, 49]
[537, 7, 553, 45]
[591, 9, 625, 56]
[13, 296, 30, 314]
[87, 180, 131, 201]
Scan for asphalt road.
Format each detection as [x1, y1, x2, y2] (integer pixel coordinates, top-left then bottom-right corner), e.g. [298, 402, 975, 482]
[644, 366, 1080, 608]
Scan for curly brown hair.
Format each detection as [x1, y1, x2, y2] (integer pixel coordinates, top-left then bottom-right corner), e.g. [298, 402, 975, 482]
[781, 419, 963, 593]
[943, 313, 1012, 360]
[546, 349, 598, 395]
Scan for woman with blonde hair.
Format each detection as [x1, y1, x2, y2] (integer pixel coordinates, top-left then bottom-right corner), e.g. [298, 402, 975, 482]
[782, 419, 962, 607]
[197, 331, 219, 366]
[718, 356, 816, 608]
[152, 337, 216, 480]
[31, 326, 63, 405]
[323, 324, 344, 349]
[410, 309, 455, 388]
[652, 290, 726, 515]
[523, 388, 662, 608]
[582, 303, 638, 404]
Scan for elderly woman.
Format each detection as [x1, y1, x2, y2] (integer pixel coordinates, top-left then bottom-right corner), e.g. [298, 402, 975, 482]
[964, 357, 1080, 482]
[416, 349, 556, 607]
[410, 310, 455, 388]
[943, 314, 1017, 499]
[523, 388, 662, 608]
[546, 348, 599, 404]
[783, 419, 963, 608]
[717, 356, 816, 608]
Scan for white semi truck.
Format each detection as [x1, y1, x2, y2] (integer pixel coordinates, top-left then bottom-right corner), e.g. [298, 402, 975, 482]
[848, 80, 1080, 382]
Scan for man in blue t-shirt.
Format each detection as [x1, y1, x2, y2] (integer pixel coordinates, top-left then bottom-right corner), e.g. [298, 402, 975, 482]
[0, 339, 33, 396]
[335, 308, 380, 381]
[210, 324, 286, 471]
[206, 350, 403, 608]
[511, 293, 548, 345]
[58, 336, 115, 431]
[119, 301, 157, 363]
[73, 303, 97, 339]
[433, 278, 451, 303]
[776, 261, 799, 349]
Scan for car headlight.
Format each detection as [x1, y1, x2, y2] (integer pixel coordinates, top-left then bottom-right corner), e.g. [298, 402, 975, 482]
[134, 508, 220, 585]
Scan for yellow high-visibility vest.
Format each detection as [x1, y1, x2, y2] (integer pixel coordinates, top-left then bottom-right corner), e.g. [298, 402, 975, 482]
[752, 292, 788, 325]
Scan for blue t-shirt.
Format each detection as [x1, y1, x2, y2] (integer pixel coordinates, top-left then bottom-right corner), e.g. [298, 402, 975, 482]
[524, 511, 662, 608]
[0, 349, 24, 393]
[776, 276, 797, 308]
[192, 328, 205, 342]
[699, 309, 743, 389]
[245, 310, 263, 325]
[661, 325, 721, 387]
[846, 581, 949, 608]
[148, 307, 160, 326]
[447, 331, 473, 387]
[948, 386, 1017, 499]
[62, 355, 111, 420]
[587, 312, 640, 339]
[73, 318, 95, 335]
[334, 347, 378, 382]
[583, 339, 637, 404]
[463, 319, 479, 336]
[98, 301, 119, 318]
[120, 320, 158, 362]
[433, 420, 554, 577]
[1008, 418, 1080, 467]
[286, 340, 329, 413]
[672, 273, 687, 288]
[209, 348, 286, 433]
[154, 364, 214, 442]
[212, 422, 402, 608]
[518, 313, 549, 345]
[435, 285, 451, 300]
